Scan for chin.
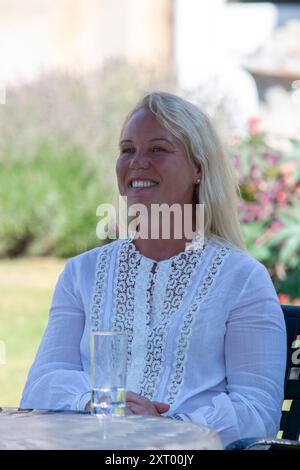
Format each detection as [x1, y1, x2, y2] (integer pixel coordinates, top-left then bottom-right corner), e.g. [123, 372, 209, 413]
[127, 194, 159, 205]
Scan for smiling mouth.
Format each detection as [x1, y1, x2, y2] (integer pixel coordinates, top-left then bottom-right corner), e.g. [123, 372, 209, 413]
[129, 180, 159, 189]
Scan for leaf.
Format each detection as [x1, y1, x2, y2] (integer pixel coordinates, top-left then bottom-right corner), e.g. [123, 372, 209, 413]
[279, 236, 300, 265]
[249, 243, 271, 261]
[240, 146, 251, 178]
[241, 222, 265, 243]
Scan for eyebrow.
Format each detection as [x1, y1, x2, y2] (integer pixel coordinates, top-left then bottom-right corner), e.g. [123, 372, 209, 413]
[119, 138, 174, 145]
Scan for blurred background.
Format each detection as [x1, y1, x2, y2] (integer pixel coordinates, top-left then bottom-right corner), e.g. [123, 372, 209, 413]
[0, 0, 300, 406]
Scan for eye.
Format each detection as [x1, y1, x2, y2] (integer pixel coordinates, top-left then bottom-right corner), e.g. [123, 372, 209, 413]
[152, 146, 166, 153]
[121, 147, 134, 154]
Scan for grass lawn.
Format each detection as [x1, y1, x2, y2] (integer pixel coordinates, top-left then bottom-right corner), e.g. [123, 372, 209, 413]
[0, 257, 65, 407]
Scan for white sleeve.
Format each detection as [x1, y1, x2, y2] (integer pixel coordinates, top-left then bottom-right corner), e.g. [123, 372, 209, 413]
[19, 259, 91, 412]
[189, 264, 287, 447]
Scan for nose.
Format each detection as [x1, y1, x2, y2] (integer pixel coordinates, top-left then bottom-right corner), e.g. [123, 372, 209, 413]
[128, 150, 150, 170]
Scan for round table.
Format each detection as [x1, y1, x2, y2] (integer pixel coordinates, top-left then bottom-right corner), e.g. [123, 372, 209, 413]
[0, 408, 223, 450]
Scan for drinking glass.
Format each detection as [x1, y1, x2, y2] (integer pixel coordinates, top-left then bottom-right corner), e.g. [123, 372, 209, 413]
[91, 331, 127, 416]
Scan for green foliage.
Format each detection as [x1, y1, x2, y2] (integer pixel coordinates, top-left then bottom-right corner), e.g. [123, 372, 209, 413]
[0, 61, 165, 258]
[230, 121, 300, 302]
[0, 141, 108, 257]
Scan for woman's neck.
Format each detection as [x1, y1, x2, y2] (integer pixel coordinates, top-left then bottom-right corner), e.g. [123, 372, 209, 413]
[127, 212, 200, 261]
[132, 237, 191, 262]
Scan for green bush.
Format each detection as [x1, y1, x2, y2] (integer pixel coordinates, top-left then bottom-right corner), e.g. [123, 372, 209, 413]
[0, 141, 110, 257]
[0, 61, 167, 258]
[229, 119, 300, 302]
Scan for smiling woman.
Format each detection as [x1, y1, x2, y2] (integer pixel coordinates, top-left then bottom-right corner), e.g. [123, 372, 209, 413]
[116, 107, 201, 253]
[117, 108, 199, 207]
[20, 91, 287, 448]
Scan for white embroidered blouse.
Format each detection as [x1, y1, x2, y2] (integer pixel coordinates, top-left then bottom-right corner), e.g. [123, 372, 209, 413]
[20, 238, 287, 447]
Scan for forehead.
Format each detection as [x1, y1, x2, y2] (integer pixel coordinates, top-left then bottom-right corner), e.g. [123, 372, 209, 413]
[121, 108, 175, 141]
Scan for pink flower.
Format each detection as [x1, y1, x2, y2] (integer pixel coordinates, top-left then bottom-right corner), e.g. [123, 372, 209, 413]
[262, 151, 281, 165]
[281, 161, 296, 175]
[278, 293, 290, 304]
[276, 191, 288, 203]
[248, 116, 262, 135]
[229, 135, 239, 146]
[271, 220, 284, 231]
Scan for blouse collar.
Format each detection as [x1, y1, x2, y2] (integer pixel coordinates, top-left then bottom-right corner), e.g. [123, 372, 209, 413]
[124, 233, 207, 266]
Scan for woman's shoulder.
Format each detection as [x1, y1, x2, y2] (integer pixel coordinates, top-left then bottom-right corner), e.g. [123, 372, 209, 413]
[209, 238, 271, 282]
[206, 240, 279, 307]
[65, 240, 121, 273]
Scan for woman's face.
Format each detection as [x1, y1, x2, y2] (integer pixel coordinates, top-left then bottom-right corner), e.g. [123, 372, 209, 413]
[116, 108, 200, 209]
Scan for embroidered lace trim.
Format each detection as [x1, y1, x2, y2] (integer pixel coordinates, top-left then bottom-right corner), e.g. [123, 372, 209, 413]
[91, 238, 230, 404]
[111, 239, 140, 365]
[126, 257, 155, 391]
[166, 246, 230, 404]
[91, 243, 114, 332]
[139, 245, 207, 399]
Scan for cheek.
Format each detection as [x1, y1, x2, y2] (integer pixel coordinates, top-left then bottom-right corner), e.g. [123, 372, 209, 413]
[115, 157, 126, 184]
[162, 160, 192, 184]
[115, 157, 128, 194]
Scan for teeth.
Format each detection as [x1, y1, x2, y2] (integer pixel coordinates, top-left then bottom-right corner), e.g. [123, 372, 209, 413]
[131, 180, 158, 188]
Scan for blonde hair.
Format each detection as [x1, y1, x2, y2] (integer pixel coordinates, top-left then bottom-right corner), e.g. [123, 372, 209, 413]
[120, 91, 245, 251]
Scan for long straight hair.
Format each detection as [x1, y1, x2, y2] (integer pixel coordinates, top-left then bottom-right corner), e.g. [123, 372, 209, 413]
[120, 91, 245, 251]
